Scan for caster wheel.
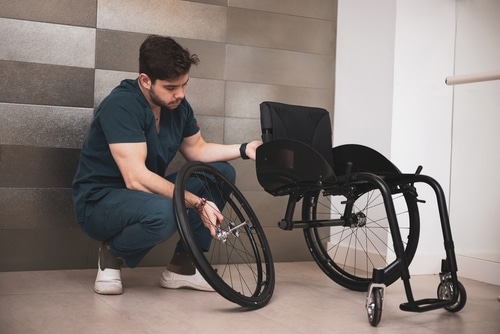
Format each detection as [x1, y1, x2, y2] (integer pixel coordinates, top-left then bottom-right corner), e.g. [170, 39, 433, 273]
[437, 280, 467, 312]
[366, 287, 383, 326]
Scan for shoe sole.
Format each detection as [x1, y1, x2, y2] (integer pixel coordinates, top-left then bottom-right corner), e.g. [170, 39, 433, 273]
[160, 278, 214, 292]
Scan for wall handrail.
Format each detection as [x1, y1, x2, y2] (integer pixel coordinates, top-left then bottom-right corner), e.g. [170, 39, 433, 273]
[445, 69, 500, 85]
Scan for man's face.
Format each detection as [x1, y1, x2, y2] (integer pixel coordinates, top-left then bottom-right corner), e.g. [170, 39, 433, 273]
[147, 74, 189, 110]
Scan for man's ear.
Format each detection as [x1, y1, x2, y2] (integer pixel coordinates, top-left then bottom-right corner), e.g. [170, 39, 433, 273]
[138, 73, 152, 90]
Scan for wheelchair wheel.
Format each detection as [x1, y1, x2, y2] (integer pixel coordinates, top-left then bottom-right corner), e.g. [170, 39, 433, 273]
[174, 162, 275, 309]
[437, 280, 467, 313]
[302, 186, 420, 291]
[366, 286, 383, 327]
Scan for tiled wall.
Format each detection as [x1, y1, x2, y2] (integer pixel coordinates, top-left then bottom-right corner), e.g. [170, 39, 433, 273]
[0, 0, 337, 271]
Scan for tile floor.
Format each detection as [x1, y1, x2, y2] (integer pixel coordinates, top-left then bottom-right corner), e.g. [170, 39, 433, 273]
[0, 262, 499, 334]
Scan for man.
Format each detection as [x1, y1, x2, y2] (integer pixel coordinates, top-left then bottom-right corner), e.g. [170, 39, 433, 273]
[72, 35, 261, 295]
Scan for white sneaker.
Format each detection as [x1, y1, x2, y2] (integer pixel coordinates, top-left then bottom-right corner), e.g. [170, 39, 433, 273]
[160, 268, 215, 292]
[94, 242, 123, 295]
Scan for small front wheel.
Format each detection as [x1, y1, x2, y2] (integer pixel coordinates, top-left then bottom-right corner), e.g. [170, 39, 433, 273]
[366, 286, 383, 326]
[437, 280, 467, 312]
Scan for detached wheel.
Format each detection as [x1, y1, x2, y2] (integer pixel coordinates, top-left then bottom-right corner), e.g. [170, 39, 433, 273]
[437, 280, 467, 313]
[174, 162, 275, 309]
[366, 287, 383, 326]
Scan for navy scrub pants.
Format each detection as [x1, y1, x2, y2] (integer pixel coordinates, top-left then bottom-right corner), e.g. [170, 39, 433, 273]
[79, 162, 235, 268]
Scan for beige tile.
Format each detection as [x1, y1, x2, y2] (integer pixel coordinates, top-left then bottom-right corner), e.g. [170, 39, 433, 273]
[97, 0, 227, 42]
[94, 69, 138, 107]
[226, 45, 335, 90]
[228, 7, 335, 55]
[229, 0, 337, 21]
[185, 78, 225, 117]
[224, 117, 261, 144]
[0, 264, 498, 333]
[197, 115, 224, 144]
[0, 292, 145, 333]
[0, 18, 95, 68]
[0, 0, 97, 27]
[232, 159, 261, 190]
[225, 81, 335, 119]
[179, 39, 227, 80]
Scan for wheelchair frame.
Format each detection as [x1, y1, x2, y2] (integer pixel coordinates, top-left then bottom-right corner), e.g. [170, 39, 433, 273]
[172, 102, 466, 326]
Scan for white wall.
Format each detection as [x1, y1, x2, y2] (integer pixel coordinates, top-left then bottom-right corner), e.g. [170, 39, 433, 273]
[335, 0, 500, 284]
[450, 0, 500, 285]
[333, 0, 396, 154]
[391, 1, 456, 274]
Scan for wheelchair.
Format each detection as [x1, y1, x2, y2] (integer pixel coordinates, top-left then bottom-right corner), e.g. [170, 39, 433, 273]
[173, 101, 466, 326]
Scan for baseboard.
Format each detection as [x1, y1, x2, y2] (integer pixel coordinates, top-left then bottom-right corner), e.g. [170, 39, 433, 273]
[327, 243, 500, 286]
[455, 255, 500, 286]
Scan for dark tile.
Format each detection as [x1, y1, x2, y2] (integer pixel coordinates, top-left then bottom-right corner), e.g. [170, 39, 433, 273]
[0, 0, 97, 27]
[0, 60, 94, 108]
[0, 145, 80, 188]
[0, 229, 90, 271]
[95, 30, 147, 72]
[0, 188, 77, 230]
[95, 30, 227, 80]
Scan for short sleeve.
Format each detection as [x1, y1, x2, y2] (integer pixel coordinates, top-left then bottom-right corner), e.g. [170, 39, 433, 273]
[181, 99, 200, 138]
[98, 93, 148, 144]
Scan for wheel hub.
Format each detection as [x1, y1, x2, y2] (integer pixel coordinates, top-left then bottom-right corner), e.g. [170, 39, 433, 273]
[347, 212, 367, 228]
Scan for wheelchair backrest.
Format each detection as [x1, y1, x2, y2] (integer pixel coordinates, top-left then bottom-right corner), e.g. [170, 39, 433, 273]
[260, 101, 334, 168]
[256, 102, 336, 195]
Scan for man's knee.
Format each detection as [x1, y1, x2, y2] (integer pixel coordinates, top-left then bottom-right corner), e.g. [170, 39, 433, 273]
[143, 199, 177, 243]
[213, 162, 236, 183]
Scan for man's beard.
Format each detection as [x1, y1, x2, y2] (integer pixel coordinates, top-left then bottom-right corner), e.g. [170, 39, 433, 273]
[149, 87, 181, 110]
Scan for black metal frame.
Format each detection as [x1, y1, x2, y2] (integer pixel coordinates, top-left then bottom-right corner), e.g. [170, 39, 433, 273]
[255, 101, 464, 321]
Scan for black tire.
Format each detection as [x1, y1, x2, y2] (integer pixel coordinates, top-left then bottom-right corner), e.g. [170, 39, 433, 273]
[367, 287, 383, 327]
[174, 162, 275, 309]
[303, 186, 420, 291]
[437, 280, 467, 313]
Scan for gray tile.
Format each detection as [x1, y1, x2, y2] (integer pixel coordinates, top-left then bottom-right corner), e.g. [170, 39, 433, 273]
[185, 78, 225, 117]
[94, 69, 137, 108]
[229, 0, 337, 21]
[242, 190, 296, 228]
[0, 229, 90, 271]
[95, 29, 147, 72]
[97, 0, 227, 42]
[0, 187, 76, 229]
[224, 117, 261, 144]
[0, 0, 97, 27]
[0, 18, 95, 68]
[0, 61, 95, 108]
[178, 39, 227, 80]
[0, 145, 80, 188]
[232, 159, 261, 191]
[227, 7, 336, 55]
[225, 81, 335, 119]
[226, 45, 335, 90]
[138, 237, 180, 267]
[197, 115, 225, 144]
[0, 103, 93, 148]
[95, 30, 227, 80]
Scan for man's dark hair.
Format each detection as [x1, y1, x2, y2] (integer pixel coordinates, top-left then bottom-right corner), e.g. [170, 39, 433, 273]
[139, 35, 199, 82]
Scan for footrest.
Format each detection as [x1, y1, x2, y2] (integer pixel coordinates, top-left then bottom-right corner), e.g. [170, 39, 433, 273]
[400, 298, 453, 313]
